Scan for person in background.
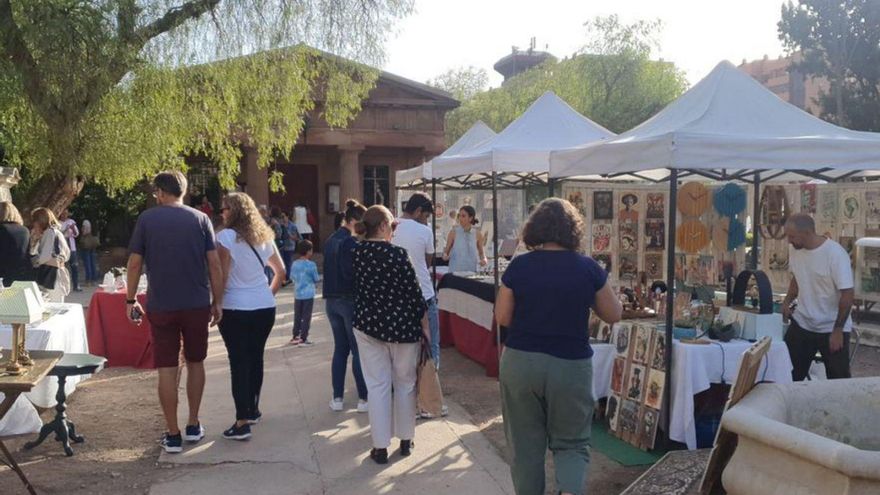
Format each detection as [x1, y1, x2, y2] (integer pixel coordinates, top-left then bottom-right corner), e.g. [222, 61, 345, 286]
[30, 207, 72, 302]
[0, 201, 31, 286]
[495, 198, 622, 495]
[323, 199, 369, 413]
[294, 205, 313, 241]
[290, 239, 320, 346]
[79, 219, 100, 286]
[353, 205, 428, 464]
[783, 213, 854, 380]
[126, 171, 223, 453]
[59, 209, 81, 292]
[442, 205, 487, 272]
[279, 211, 301, 286]
[216, 192, 285, 440]
[198, 196, 214, 218]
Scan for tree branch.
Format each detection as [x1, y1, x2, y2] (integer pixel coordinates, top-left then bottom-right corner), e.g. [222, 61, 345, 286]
[136, 0, 221, 44]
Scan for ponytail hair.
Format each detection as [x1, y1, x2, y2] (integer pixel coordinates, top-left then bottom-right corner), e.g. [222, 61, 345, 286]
[343, 199, 367, 225]
[460, 205, 479, 226]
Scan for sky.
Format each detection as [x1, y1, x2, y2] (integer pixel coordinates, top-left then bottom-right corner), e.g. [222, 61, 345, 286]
[383, 0, 789, 88]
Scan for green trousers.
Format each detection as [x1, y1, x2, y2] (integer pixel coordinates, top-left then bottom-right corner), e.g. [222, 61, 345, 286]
[500, 347, 593, 495]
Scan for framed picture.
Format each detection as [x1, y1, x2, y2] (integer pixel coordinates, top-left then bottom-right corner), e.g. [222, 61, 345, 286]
[593, 191, 614, 220]
[593, 253, 612, 273]
[607, 394, 621, 432]
[615, 322, 633, 357]
[800, 184, 817, 214]
[619, 254, 638, 280]
[645, 253, 663, 280]
[646, 193, 665, 219]
[866, 190, 880, 223]
[645, 220, 665, 250]
[567, 189, 588, 218]
[326, 183, 341, 213]
[840, 190, 862, 224]
[611, 357, 626, 394]
[626, 365, 646, 402]
[650, 329, 666, 371]
[592, 223, 612, 252]
[619, 400, 641, 436]
[619, 192, 640, 222]
[639, 408, 660, 450]
[632, 325, 651, 365]
[619, 222, 638, 253]
[645, 369, 665, 410]
[818, 189, 839, 223]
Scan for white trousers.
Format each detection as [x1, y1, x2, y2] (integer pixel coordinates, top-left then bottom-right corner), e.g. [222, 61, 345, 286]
[354, 330, 420, 449]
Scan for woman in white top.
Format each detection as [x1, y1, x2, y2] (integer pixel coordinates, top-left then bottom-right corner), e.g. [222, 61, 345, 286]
[216, 192, 285, 440]
[30, 207, 71, 302]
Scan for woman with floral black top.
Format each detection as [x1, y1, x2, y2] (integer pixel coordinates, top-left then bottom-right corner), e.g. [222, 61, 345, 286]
[353, 205, 428, 465]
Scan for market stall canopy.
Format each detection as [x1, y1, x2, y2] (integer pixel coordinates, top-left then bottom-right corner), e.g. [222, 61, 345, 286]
[550, 60, 880, 180]
[396, 121, 497, 186]
[432, 91, 614, 179]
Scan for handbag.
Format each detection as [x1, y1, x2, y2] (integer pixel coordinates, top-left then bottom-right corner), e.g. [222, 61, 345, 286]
[34, 232, 63, 289]
[416, 339, 443, 417]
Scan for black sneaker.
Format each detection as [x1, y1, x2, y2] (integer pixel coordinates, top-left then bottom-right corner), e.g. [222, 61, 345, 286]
[400, 440, 413, 457]
[183, 423, 205, 442]
[223, 423, 252, 440]
[369, 448, 388, 464]
[160, 432, 183, 453]
[246, 410, 262, 425]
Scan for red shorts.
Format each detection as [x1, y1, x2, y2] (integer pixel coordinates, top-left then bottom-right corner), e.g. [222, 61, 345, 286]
[147, 307, 211, 368]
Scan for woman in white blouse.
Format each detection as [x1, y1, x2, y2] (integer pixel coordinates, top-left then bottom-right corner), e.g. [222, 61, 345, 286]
[30, 207, 71, 302]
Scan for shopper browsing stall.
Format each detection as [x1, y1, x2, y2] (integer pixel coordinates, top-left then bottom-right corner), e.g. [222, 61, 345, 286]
[782, 213, 854, 380]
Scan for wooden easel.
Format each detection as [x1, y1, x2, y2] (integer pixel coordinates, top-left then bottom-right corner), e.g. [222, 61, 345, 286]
[698, 336, 772, 494]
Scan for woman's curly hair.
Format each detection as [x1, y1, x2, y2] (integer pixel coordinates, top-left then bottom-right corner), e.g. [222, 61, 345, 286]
[520, 198, 585, 252]
[223, 192, 275, 246]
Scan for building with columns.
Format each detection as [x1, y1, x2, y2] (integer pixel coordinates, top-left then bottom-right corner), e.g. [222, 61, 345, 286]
[190, 69, 459, 246]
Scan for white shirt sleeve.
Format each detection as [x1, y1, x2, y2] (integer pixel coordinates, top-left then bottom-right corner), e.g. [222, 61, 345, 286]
[830, 243, 854, 290]
[216, 229, 233, 250]
[423, 225, 435, 255]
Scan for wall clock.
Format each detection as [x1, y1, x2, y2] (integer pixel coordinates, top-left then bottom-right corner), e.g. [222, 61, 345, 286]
[677, 182, 710, 217]
[676, 219, 710, 253]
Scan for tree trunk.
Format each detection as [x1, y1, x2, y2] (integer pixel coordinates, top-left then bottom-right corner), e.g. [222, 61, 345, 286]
[20, 173, 84, 218]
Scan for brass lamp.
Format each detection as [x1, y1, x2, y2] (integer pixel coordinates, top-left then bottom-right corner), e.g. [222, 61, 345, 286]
[0, 281, 45, 375]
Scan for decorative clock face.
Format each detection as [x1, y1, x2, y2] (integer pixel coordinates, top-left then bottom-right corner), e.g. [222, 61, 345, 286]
[677, 182, 710, 217]
[676, 219, 709, 253]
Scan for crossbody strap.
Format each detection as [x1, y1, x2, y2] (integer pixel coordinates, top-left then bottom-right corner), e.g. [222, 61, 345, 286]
[246, 242, 266, 270]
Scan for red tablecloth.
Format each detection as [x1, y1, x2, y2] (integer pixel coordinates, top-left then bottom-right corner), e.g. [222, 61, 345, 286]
[86, 291, 154, 368]
[439, 310, 500, 377]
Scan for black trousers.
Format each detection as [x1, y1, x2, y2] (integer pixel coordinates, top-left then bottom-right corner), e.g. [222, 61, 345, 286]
[218, 307, 276, 420]
[785, 318, 851, 381]
[293, 298, 314, 341]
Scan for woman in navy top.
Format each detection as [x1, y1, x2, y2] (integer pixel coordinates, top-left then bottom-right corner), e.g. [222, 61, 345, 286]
[496, 198, 622, 495]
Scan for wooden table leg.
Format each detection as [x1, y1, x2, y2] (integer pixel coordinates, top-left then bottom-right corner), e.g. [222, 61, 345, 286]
[0, 392, 38, 494]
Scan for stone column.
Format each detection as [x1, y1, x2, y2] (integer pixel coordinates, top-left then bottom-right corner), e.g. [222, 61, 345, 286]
[243, 147, 270, 207]
[339, 146, 363, 205]
[0, 167, 20, 202]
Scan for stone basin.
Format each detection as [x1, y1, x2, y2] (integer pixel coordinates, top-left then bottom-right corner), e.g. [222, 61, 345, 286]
[721, 377, 880, 495]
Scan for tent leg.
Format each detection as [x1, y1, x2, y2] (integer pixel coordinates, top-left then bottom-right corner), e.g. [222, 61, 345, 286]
[752, 172, 761, 270]
[548, 177, 556, 198]
[663, 168, 678, 447]
[431, 180, 438, 286]
[492, 173, 502, 366]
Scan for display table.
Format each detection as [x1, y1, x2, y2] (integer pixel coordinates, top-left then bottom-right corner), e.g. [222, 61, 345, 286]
[0, 304, 89, 438]
[436, 274, 500, 377]
[86, 291, 153, 368]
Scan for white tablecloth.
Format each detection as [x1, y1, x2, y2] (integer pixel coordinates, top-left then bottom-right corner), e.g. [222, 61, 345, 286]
[0, 303, 89, 436]
[591, 343, 615, 401]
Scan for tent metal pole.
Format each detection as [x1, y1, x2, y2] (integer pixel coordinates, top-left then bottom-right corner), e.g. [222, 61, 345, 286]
[548, 177, 556, 198]
[663, 168, 678, 446]
[432, 179, 438, 287]
[492, 172, 502, 364]
[752, 172, 761, 270]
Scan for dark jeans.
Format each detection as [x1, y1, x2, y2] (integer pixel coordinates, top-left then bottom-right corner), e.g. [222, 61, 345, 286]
[80, 249, 98, 282]
[281, 249, 295, 281]
[67, 256, 79, 290]
[325, 297, 367, 400]
[785, 318, 851, 381]
[293, 298, 314, 341]
[218, 307, 276, 420]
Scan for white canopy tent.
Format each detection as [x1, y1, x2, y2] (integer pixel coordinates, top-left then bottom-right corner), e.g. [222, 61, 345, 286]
[548, 60, 880, 450]
[395, 121, 496, 187]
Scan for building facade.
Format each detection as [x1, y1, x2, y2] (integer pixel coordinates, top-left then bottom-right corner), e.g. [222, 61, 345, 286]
[191, 70, 458, 245]
[739, 54, 829, 116]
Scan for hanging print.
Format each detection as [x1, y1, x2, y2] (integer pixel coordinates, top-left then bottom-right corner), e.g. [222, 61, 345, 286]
[818, 189, 839, 223]
[645, 220, 665, 250]
[646, 193, 665, 219]
[566, 188, 588, 219]
[800, 184, 818, 214]
[619, 222, 639, 253]
[593, 253, 612, 273]
[619, 192, 640, 223]
[645, 253, 663, 279]
[592, 223, 612, 252]
[866, 190, 880, 224]
[840, 190, 862, 224]
[593, 191, 614, 220]
[758, 186, 790, 240]
[619, 254, 639, 280]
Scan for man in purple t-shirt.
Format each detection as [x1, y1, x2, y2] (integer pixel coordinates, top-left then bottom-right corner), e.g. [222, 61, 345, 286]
[126, 171, 224, 453]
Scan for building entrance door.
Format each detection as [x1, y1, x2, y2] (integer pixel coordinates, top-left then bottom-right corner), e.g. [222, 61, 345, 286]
[270, 163, 320, 249]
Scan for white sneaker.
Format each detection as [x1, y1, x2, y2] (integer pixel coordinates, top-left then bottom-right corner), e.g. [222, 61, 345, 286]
[329, 398, 344, 411]
[441, 404, 449, 417]
[357, 400, 369, 413]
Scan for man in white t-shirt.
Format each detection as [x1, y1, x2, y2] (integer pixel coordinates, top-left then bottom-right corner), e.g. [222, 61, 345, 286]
[392, 193, 440, 365]
[782, 213, 854, 380]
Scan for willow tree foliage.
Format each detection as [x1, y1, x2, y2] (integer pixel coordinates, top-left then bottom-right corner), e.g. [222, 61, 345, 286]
[443, 16, 688, 143]
[0, 0, 413, 212]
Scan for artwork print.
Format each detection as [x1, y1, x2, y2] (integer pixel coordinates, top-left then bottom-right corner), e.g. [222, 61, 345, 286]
[593, 191, 614, 220]
[566, 189, 588, 219]
[818, 189, 839, 223]
[632, 325, 651, 365]
[645, 254, 663, 280]
[593, 253, 612, 273]
[619, 400, 640, 436]
[698, 255, 715, 285]
[611, 357, 626, 394]
[619, 222, 639, 253]
[840, 191, 862, 224]
[592, 223, 612, 252]
[645, 220, 665, 250]
[626, 365, 646, 402]
[640, 408, 660, 450]
[651, 330, 666, 370]
[607, 395, 621, 432]
[615, 323, 633, 356]
[619, 192, 640, 223]
[645, 370, 666, 410]
[646, 193, 665, 219]
[866, 190, 880, 223]
[800, 184, 817, 214]
[768, 248, 789, 271]
[619, 254, 638, 280]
